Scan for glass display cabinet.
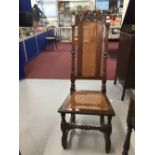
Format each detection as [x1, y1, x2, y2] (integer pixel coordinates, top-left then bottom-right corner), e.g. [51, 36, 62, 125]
[108, 0, 123, 40]
[19, 27, 35, 41]
[96, 0, 124, 40]
[58, 0, 95, 42]
[108, 12, 122, 40]
[19, 26, 47, 41]
[27, 0, 125, 42]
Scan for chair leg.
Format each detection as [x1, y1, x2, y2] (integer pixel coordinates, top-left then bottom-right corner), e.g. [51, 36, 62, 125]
[104, 116, 112, 153]
[114, 75, 117, 85]
[121, 88, 126, 101]
[100, 115, 104, 125]
[55, 40, 57, 48]
[104, 132, 111, 153]
[71, 114, 76, 123]
[45, 40, 47, 50]
[122, 126, 132, 155]
[47, 41, 49, 50]
[49, 41, 50, 51]
[61, 113, 68, 149]
[51, 41, 54, 51]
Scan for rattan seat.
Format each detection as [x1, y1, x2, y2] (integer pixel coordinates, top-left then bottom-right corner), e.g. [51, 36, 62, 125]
[59, 91, 114, 115]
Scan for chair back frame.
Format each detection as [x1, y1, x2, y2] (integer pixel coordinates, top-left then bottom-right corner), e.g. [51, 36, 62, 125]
[47, 26, 57, 38]
[70, 11, 110, 94]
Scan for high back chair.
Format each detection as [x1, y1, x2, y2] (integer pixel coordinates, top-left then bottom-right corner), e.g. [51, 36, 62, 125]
[58, 10, 115, 153]
[45, 26, 58, 51]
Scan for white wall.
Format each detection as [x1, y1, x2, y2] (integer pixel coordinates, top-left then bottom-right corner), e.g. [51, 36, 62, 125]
[31, 0, 37, 7]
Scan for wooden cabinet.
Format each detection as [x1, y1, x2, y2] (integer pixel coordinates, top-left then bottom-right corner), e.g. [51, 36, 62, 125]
[114, 31, 135, 100]
[122, 89, 135, 155]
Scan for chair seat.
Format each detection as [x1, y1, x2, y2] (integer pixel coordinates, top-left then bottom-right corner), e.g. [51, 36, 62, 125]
[59, 91, 115, 115]
[45, 37, 55, 40]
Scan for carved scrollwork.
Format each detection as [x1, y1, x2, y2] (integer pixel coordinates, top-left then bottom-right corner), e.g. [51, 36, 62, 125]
[72, 10, 112, 25]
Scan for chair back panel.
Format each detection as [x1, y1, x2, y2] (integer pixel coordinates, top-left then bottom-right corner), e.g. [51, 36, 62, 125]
[77, 21, 104, 78]
[47, 26, 57, 37]
[70, 11, 110, 93]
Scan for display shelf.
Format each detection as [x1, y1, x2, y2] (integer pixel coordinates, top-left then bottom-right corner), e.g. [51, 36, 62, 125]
[59, 27, 72, 29]
[57, 0, 124, 41]
[96, 0, 123, 40]
[19, 26, 48, 64]
[19, 26, 47, 42]
[108, 10, 122, 40]
[58, 0, 95, 42]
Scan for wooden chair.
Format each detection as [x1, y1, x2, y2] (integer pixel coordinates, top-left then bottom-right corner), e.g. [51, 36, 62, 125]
[58, 11, 115, 153]
[45, 26, 58, 51]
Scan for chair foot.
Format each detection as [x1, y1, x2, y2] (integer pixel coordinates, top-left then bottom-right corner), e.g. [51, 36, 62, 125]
[62, 133, 68, 149]
[61, 114, 68, 149]
[122, 151, 128, 155]
[104, 132, 111, 153]
[104, 116, 112, 153]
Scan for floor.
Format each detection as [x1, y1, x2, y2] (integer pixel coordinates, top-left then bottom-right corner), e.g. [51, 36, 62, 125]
[19, 79, 135, 155]
[25, 42, 118, 80]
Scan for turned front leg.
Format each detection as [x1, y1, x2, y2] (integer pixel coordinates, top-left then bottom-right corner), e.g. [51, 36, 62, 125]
[104, 116, 112, 153]
[100, 115, 105, 125]
[61, 113, 68, 149]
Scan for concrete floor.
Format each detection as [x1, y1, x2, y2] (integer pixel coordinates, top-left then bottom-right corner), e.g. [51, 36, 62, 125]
[19, 79, 135, 155]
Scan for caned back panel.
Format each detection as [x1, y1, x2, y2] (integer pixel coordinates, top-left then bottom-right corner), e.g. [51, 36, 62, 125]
[76, 21, 104, 78]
